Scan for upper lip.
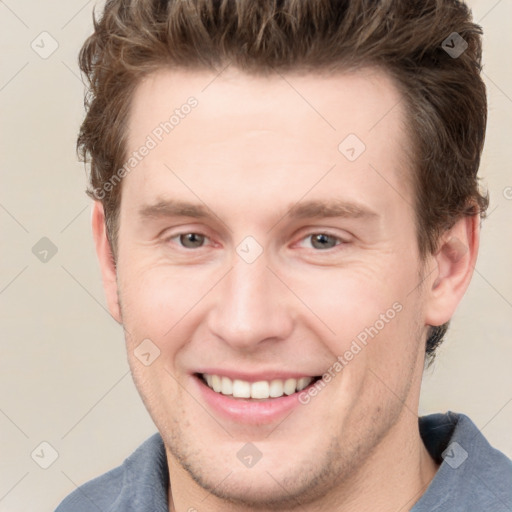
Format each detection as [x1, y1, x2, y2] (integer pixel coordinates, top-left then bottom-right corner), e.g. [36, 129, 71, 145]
[194, 369, 321, 382]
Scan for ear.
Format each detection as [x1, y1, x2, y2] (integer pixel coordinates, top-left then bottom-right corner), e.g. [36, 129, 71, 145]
[424, 214, 480, 327]
[91, 201, 122, 323]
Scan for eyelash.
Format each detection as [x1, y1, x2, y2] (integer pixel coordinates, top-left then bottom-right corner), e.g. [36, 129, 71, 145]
[296, 232, 344, 250]
[165, 231, 346, 251]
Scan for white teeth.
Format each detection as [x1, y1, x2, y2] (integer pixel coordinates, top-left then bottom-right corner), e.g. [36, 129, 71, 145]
[269, 379, 284, 398]
[202, 374, 315, 399]
[232, 379, 251, 398]
[283, 378, 297, 395]
[221, 376, 233, 395]
[297, 377, 311, 391]
[211, 374, 222, 393]
[251, 381, 270, 399]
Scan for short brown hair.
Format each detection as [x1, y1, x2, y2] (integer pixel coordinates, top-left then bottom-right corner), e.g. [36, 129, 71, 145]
[78, 0, 488, 359]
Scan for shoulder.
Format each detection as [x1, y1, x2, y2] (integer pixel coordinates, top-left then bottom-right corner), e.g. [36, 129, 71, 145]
[415, 412, 512, 511]
[55, 465, 124, 512]
[55, 433, 168, 512]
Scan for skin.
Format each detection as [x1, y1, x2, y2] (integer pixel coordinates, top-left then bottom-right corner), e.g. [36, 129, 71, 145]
[92, 66, 479, 511]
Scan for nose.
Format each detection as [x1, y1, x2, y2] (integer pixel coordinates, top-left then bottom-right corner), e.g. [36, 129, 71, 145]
[206, 256, 294, 352]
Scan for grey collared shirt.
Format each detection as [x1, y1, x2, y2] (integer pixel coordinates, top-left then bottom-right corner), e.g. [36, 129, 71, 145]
[55, 412, 512, 511]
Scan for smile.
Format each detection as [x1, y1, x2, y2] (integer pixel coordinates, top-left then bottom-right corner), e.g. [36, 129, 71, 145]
[199, 373, 320, 400]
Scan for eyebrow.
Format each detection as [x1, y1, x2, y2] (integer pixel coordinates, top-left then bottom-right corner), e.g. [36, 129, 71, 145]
[138, 198, 378, 223]
[139, 200, 211, 219]
[286, 199, 378, 220]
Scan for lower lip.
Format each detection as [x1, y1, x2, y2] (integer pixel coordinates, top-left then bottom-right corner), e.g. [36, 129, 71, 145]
[192, 375, 311, 424]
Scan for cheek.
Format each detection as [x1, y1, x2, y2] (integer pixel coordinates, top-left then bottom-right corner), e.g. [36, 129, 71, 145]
[118, 263, 186, 323]
[287, 261, 423, 373]
[117, 264, 197, 411]
[287, 267, 402, 338]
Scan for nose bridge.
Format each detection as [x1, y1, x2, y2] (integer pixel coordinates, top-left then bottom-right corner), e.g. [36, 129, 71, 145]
[207, 254, 292, 349]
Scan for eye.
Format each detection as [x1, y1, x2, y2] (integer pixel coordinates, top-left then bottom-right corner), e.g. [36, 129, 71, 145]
[300, 233, 342, 250]
[169, 233, 208, 249]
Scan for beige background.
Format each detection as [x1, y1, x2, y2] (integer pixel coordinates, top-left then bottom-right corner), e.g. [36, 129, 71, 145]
[0, 1, 511, 511]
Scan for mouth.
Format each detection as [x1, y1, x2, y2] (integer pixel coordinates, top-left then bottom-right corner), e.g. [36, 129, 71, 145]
[192, 370, 327, 424]
[195, 373, 322, 400]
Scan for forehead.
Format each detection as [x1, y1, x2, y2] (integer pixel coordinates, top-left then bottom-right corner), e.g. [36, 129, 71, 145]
[122, 66, 412, 218]
[127, 66, 407, 148]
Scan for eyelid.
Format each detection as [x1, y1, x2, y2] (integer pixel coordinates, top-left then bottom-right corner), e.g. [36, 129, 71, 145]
[297, 233, 343, 250]
[160, 227, 350, 251]
[167, 233, 210, 245]
[161, 226, 215, 248]
[293, 228, 350, 247]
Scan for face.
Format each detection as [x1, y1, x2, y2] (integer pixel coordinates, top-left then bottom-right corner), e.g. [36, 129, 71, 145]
[100, 67, 435, 507]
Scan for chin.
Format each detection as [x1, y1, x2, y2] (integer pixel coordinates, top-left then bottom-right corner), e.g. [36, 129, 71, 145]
[164, 423, 344, 510]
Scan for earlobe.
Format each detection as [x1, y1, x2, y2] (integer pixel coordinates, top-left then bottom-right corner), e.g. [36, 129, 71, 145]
[91, 201, 122, 323]
[424, 214, 480, 327]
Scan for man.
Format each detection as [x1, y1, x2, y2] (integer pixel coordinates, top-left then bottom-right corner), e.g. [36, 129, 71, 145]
[56, 0, 511, 511]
